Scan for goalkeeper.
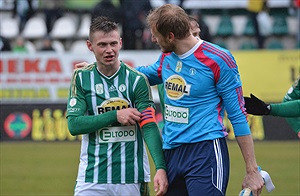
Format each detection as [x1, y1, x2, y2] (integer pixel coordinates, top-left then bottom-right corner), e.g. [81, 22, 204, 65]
[244, 76, 300, 138]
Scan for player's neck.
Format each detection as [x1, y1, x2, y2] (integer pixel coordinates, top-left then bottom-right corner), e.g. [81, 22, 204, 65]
[174, 35, 200, 55]
[97, 61, 121, 77]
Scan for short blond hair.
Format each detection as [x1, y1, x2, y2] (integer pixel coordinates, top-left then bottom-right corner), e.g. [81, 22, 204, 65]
[147, 4, 191, 39]
[89, 16, 119, 41]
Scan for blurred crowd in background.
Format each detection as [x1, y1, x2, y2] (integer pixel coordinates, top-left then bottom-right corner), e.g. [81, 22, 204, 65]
[0, 0, 299, 53]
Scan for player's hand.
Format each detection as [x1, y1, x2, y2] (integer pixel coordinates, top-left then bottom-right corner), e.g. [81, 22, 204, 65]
[117, 108, 141, 125]
[242, 169, 264, 196]
[153, 169, 168, 196]
[74, 62, 89, 69]
[244, 94, 271, 115]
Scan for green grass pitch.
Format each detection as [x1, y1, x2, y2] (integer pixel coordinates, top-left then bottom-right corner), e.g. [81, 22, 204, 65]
[1, 141, 299, 195]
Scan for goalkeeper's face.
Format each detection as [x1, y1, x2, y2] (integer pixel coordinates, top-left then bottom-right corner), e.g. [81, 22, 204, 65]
[150, 26, 175, 53]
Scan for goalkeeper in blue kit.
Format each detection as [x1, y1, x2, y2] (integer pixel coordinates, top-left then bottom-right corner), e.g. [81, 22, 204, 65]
[245, 76, 300, 138]
[66, 16, 167, 196]
[136, 4, 264, 196]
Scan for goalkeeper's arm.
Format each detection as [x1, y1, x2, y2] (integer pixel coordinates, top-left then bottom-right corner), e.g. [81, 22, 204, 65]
[244, 94, 300, 117]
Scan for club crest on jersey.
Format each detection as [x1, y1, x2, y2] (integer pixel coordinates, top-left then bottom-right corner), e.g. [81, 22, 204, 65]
[97, 97, 130, 114]
[119, 84, 126, 92]
[189, 68, 196, 76]
[95, 84, 103, 94]
[165, 75, 190, 100]
[175, 61, 182, 72]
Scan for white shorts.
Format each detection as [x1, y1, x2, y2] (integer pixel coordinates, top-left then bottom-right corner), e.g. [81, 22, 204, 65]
[74, 181, 149, 196]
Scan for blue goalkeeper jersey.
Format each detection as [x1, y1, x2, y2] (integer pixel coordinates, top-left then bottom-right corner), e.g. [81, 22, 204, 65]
[136, 41, 250, 149]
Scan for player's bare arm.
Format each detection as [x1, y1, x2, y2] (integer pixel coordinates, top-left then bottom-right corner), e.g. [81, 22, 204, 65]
[153, 169, 168, 196]
[236, 135, 264, 196]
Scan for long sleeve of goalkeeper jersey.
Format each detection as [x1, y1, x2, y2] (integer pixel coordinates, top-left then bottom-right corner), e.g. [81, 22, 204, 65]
[67, 110, 117, 136]
[142, 122, 166, 171]
[270, 100, 300, 117]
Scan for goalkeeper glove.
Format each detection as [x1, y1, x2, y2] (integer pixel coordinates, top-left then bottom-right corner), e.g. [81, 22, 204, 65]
[244, 94, 271, 115]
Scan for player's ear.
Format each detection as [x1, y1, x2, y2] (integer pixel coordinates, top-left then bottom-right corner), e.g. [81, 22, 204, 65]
[168, 32, 175, 42]
[119, 38, 122, 49]
[86, 40, 93, 52]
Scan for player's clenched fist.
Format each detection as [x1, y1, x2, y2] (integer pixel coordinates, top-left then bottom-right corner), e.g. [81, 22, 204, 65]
[117, 108, 141, 125]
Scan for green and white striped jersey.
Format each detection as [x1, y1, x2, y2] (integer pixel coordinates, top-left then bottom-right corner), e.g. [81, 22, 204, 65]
[283, 76, 300, 133]
[67, 62, 155, 184]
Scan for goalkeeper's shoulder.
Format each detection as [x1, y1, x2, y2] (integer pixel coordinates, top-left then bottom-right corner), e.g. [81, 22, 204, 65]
[122, 62, 150, 82]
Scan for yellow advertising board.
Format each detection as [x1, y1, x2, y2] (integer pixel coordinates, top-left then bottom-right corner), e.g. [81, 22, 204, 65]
[232, 50, 299, 102]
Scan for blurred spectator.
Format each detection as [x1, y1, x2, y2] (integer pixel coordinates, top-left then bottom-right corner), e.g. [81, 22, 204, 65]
[91, 0, 120, 23]
[12, 36, 28, 53]
[190, 10, 212, 42]
[246, 0, 268, 49]
[120, 0, 152, 49]
[12, 0, 39, 32]
[189, 16, 201, 38]
[64, 0, 99, 11]
[40, 0, 64, 34]
[0, 0, 14, 10]
[141, 26, 159, 49]
[40, 36, 54, 51]
[165, 0, 184, 7]
[0, 36, 11, 51]
[290, 0, 300, 48]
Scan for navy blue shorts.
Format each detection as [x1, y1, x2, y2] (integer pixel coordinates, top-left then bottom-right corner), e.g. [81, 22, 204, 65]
[164, 138, 229, 196]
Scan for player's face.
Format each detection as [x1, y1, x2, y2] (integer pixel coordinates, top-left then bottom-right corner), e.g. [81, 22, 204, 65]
[150, 25, 175, 53]
[87, 30, 122, 68]
[190, 21, 200, 39]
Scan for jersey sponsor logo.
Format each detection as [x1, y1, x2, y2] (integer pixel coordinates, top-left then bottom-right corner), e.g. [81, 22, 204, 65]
[95, 84, 104, 94]
[165, 104, 189, 123]
[165, 75, 191, 100]
[97, 98, 130, 114]
[67, 108, 80, 113]
[175, 61, 182, 72]
[68, 98, 81, 113]
[287, 86, 293, 94]
[98, 126, 136, 143]
[69, 98, 76, 107]
[285, 86, 295, 100]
